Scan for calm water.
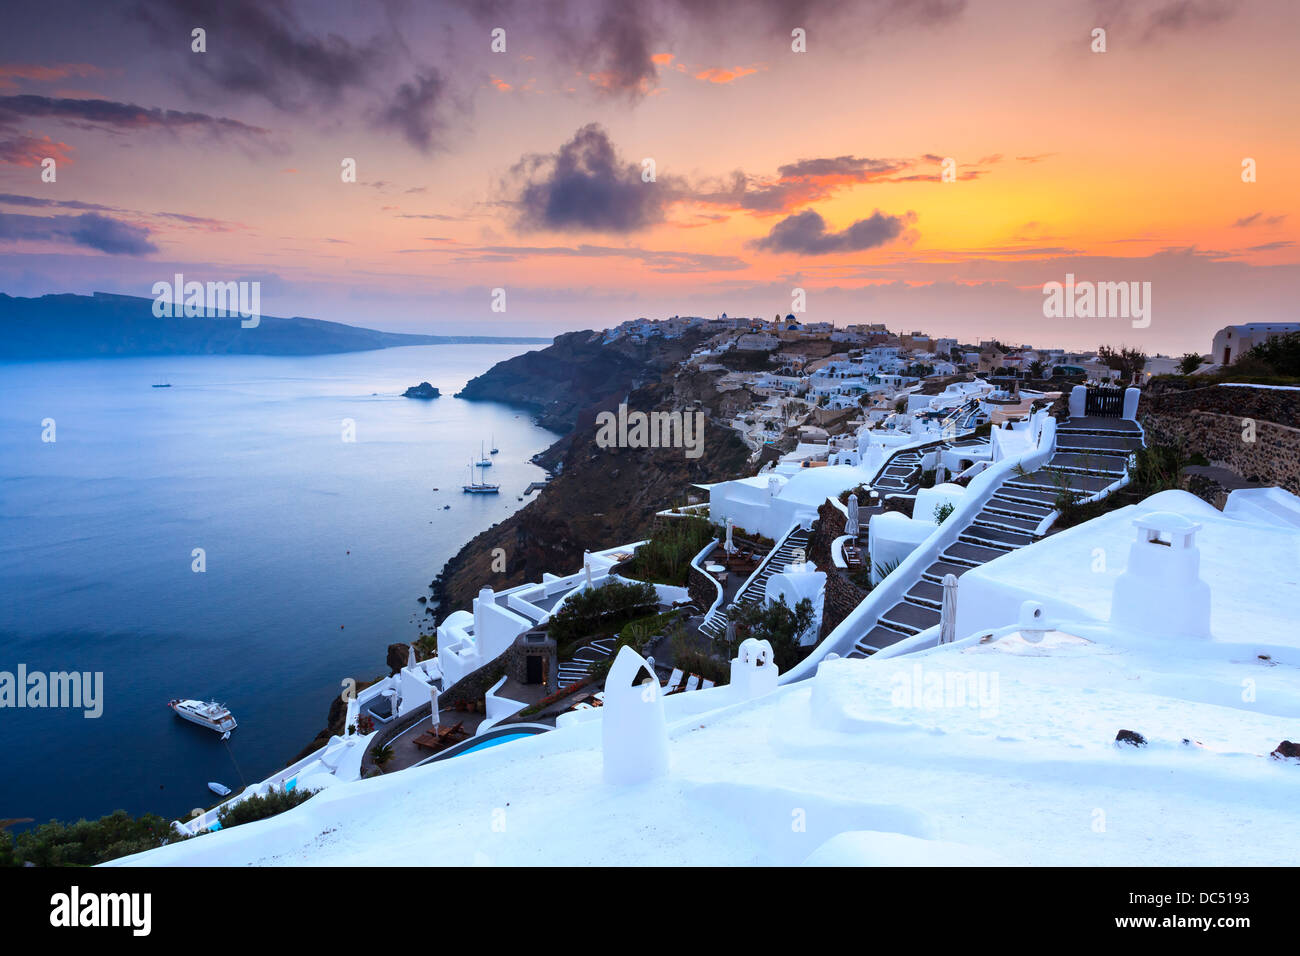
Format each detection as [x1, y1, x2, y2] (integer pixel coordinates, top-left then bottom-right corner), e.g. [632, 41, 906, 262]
[0, 345, 555, 825]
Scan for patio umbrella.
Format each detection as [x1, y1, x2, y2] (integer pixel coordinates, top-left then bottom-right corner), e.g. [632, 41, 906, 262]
[725, 518, 735, 554]
[724, 614, 736, 649]
[846, 493, 860, 538]
[935, 460, 947, 485]
[939, 573, 958, 644]
[584, 552, 593, 588]
[407, 644, 417, 670]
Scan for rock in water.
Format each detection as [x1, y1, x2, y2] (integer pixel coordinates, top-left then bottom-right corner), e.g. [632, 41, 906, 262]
[403, 381, 441, 399]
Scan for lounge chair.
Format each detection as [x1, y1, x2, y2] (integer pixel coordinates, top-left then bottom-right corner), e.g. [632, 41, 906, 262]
[663, 668, 685, 693]
[701, 679, 715, 689]
[684, 674, 701, 692]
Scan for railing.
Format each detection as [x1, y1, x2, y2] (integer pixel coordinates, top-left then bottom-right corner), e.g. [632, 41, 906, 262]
[780, 415, 1058, 684]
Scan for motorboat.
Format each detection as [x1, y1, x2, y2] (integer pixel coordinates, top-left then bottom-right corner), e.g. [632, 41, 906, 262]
[208, 781, 232, 797]
[168, 698, 237, 734]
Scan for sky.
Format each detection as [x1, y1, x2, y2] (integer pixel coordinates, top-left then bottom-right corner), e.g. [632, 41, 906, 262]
[0, 0, 1297, 353]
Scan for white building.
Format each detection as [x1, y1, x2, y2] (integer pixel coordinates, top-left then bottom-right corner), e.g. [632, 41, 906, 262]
[1210, 322, 1299, 366]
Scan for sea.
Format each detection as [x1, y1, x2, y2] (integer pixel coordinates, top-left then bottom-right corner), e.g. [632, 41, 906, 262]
[0, 344, 556, 826]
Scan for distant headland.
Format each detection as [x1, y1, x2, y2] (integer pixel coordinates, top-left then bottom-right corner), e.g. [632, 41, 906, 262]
[0, 292, 551, 360]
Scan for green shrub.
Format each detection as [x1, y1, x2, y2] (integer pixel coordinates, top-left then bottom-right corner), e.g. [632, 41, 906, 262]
[548, 579, 659, 655]
[625, 517, 715, 586]
[933, 502, 954, 524]
[728, 595, 815, 671]
[215, 787, 316, 830]
[11, 810, 187, 867]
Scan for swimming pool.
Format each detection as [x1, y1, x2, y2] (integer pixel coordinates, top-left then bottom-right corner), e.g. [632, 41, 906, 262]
[452, 732, 534, 756]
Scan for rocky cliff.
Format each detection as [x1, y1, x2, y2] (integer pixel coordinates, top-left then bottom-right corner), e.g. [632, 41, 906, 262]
[455, 327, 714, 432]
[433, 366, 753, 619]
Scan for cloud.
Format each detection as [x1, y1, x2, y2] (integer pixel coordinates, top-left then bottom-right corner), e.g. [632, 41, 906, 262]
[375, 69, 448, 153]
[693, 65, 763, 84]
[0, 63, 104, 92]
[752, 208, 915, 254]
[507, 123, 671, 233]
[0, 211, 157, 254]
[0, 94, 269, 136]
[0, 133, 73, 166]
[0, 193, 115, 211]
[456, 243, 747, 272]
[1140, 0, 1239, 40]
[132, 0, 386, 111]
[1232, 212, 1286, 228]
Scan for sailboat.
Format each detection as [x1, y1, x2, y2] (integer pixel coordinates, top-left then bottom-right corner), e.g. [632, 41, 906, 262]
[490, 434, 499, 455]
[476, 440, 492, 467]
[152, 375, 172, 388]
[462, 458, 499, 494]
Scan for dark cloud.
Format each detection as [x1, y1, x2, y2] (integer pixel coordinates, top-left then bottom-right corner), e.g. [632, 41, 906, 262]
[1088, 0, 1240, 40]
[0, 211, 157, 254]
[752, 208, 914, 254]
[0, 94, 269, 136]
[1232, 212, 1286, 228]
[375, 69, 447, 153]
[508, 124, 671, 233]
[132, 0, 386, 111]
[1141, 0, 1238, 39]
[0, 192, 115, 211]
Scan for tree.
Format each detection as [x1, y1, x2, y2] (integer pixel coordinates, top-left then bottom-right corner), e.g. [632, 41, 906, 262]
[1097, 344, 1147, 384]
[1028, 360, 1046, 379]
[1177, 352, 1204, 375]
[730, 595, 815, 670]
[1244, 332, 1300, 378]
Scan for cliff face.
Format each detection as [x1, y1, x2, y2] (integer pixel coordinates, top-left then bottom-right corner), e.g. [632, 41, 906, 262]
[433, 374, 752, 619]
[455, 327, 713, 433]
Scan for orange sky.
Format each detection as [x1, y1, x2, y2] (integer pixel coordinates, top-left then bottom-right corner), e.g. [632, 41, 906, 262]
[0, 0, 1296, 352]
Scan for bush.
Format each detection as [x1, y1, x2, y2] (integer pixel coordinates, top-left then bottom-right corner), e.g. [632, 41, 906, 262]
[625, 517, 715, 586]
[933, 502, 954, 524]
[728, 595, 815, 671]
[10, 810, 187, 866]
[548, 579, 659, 654]
[215, 787, 316, 830]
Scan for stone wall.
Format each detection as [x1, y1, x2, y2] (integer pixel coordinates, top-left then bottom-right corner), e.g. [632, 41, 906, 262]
[687, 543, 720, 611]
[1140, 386, 1300, 495]
[809, 500, 865, 639]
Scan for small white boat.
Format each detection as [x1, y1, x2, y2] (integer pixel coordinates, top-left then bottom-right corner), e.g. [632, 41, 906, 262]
[476, 440, 493, 467]
[208, 781, 232, 796]
[490, 434, 499, 455]
[168, 698, 237, 734]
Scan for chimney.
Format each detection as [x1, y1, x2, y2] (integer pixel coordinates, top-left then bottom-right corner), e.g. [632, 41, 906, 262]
[1110, 512, 1212, 641]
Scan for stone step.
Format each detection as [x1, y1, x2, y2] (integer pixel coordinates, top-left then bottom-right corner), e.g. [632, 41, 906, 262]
[879, 600, 941, 635]
[906, 580, 944, 608]
[942, 541, 1013, 566]
[973, 510, 1039, 533]
[1005, 470, 1114, 494]
[960, 524, 1034, 548]
[1049, 452, 1129, 475]
[1056, 433, 1144, 453]
[855, 624, 914, 653]
[988, 495, 1054, 518]
[993, 485, 1059, 506]
[921, 560, 975, 583]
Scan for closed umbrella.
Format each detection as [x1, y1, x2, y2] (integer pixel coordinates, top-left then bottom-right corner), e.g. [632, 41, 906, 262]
[725, 518, 735, 555]
[939, 573, 958, 644]
[846, 493, 860, 538]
